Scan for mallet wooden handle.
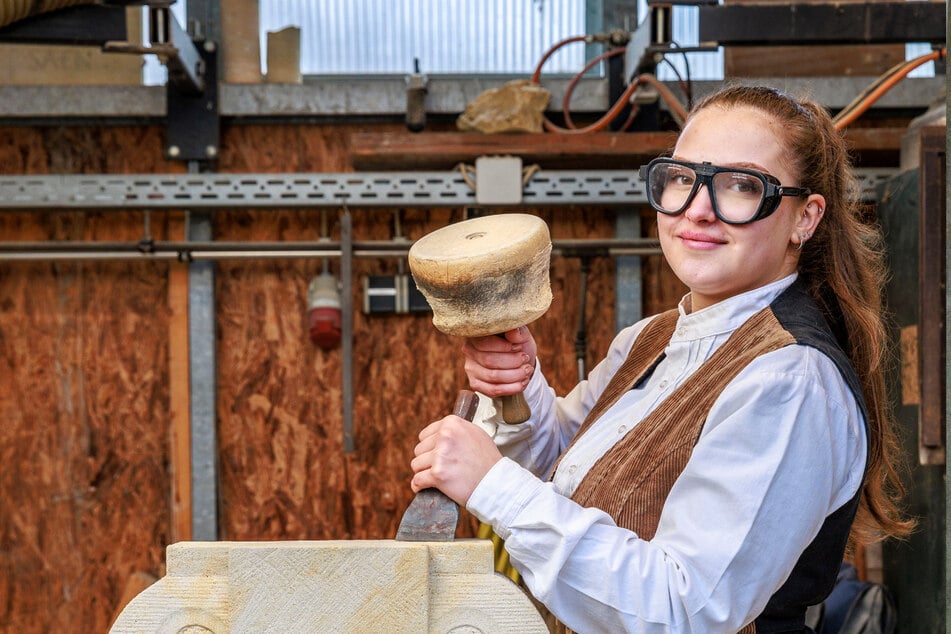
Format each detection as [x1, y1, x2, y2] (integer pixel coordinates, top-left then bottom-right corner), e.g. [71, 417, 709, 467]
[498, 393, 531, 424]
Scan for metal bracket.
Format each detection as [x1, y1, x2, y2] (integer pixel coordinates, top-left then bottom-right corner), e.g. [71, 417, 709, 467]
[103, 5, 208, 96]
[165, 38, 219, 161]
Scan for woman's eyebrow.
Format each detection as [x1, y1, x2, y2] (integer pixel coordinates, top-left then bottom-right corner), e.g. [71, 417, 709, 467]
[671, 156, 773, 174]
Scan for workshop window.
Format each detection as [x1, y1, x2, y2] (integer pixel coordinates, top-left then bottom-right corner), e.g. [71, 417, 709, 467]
[144, 1, 932, 85]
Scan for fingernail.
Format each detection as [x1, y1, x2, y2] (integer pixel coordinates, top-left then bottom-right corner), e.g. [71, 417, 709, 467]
[511, 344, 523, 352]
[524, 365, 533, 376]
[522, 353, 530, 363]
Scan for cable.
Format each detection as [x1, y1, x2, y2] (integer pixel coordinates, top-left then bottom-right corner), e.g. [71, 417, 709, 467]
[531, 33, 690, 134]
[833, 48, 946, 129]
[562, 46, 628, 129]
[637, 73, 689, 126]
[530, 35, 590, 85]
[661, 41, 693, 110]
[539, 73, 687, 134]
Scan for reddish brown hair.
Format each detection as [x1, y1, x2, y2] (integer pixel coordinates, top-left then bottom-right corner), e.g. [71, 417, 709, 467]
[689, 86, 914, 546]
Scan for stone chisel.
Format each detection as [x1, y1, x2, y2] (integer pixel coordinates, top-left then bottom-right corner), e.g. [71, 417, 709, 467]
[395, 389, 480, 541]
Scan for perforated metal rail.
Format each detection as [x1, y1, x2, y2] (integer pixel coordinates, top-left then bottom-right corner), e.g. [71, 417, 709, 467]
[0, 169, 894, 209]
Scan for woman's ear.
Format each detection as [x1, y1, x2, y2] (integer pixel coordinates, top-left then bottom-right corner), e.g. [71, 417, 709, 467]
[797, 194, 826, 235]
[790, 194, 826, 250]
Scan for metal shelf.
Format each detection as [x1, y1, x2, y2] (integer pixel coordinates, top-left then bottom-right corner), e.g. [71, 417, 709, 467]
[0, 168, 895, 210]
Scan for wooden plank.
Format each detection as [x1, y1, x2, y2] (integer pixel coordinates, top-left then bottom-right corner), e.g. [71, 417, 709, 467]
[167, 213, 192, 543]
[350, 128, 905, 171]
[916, 125, 945, 463]
[349, 131, 679, 171]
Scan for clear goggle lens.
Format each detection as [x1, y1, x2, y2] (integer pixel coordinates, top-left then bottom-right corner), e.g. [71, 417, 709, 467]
[648, 162, 768, 224]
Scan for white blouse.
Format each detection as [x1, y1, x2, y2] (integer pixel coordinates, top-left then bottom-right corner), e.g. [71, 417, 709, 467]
[466, 274, 867, 633]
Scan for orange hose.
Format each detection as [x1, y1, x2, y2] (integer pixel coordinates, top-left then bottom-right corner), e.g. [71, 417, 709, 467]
[562, 46, 627, 129]
[531, 35, 688, 134]
[637, 73, 689, 125]
[531, 35, 589, 85]
[542, 73, 689, 134]
[833, 48, 946, 129]
[542, 76, 643, 134]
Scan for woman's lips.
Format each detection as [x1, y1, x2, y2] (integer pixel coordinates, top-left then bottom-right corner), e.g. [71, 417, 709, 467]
[679, 231, 726, 249]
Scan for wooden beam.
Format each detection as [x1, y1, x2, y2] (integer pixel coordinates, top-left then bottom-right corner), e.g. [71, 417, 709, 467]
[350, 128, 905, 171]
[349, 131, 679, 171]
[168, 212, 192, 543]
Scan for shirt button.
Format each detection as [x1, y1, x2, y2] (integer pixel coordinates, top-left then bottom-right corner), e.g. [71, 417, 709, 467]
[568, 465, 578, 474]
[659, 380, 669, 390]
[618, 425, 627, 435]
[676, 327, 686, 337]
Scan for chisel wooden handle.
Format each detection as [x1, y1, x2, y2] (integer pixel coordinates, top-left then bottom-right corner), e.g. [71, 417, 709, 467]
[452, 389, 480, 421]
[498, 393, 530, 424]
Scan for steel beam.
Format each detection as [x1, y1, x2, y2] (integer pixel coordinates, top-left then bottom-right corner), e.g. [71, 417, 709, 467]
[699, 2, 946, 46]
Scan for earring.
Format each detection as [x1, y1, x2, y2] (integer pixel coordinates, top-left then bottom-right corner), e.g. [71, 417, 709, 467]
[797, 232, 808, 251]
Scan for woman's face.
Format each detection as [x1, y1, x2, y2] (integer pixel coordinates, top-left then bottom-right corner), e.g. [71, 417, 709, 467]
[658, 104, 811, 311]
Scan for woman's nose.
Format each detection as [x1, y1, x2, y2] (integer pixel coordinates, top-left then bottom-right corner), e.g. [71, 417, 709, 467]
[683, 184, 717, 223]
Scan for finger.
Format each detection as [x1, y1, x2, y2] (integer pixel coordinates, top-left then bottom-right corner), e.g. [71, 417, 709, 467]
[467, 373, 531, 398]
[502, 326, 532, 345]
[409, 450, 432, 474]
[465, 359, 533, 385]
[463, 347, 530, 373]
[410, 470, 435, 493]
[412, 432, 437, 458]
[416, 419, 440, 442]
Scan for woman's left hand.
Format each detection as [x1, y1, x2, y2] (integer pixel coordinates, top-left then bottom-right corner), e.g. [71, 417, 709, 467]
[409, 414, 503, 506]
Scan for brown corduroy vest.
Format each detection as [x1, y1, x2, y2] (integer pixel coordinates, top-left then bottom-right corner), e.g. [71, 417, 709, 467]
[551, 305, 796, 634]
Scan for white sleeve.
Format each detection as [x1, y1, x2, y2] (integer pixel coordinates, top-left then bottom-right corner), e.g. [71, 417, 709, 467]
[487, 318, 654, 478]
[467, 346, 867, 633]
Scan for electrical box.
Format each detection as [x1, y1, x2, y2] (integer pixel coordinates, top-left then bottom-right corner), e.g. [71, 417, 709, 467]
[362, 275, 431, 314]
[475, 156, 523, 205]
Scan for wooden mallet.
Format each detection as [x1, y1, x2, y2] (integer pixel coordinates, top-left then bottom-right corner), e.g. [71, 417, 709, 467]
[408, 213, 552, 424]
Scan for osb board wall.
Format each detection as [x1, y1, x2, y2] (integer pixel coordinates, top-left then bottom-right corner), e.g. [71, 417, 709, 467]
[0, 126, 182, 634]
[0, 122, 681, 632]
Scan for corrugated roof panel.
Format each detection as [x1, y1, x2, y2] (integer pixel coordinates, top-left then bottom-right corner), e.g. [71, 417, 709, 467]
[259, 0, 588, 75]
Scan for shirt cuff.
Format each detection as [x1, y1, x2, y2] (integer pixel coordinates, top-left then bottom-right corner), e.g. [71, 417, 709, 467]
[466, 457, 545, 540]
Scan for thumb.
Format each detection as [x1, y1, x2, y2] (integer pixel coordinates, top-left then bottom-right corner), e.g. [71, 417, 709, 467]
[502, 326, 530, 345]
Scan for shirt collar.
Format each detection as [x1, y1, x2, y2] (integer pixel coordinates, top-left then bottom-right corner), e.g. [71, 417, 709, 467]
[674, 274, 798, 340]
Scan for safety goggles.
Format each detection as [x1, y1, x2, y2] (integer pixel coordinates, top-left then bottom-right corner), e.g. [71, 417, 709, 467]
[638, 158, 811, 225]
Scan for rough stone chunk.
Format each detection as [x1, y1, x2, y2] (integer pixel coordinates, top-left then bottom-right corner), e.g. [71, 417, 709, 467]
[457, 80, 552, 134]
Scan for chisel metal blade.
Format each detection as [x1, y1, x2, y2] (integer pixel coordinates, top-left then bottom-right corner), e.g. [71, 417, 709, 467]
[395, 390, 479, 542]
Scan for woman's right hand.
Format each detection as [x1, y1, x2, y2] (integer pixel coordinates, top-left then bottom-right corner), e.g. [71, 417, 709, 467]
[462, 326, 538, 398]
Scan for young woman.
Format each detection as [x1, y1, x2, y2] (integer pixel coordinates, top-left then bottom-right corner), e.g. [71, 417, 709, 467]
[408, 86, 911, 632]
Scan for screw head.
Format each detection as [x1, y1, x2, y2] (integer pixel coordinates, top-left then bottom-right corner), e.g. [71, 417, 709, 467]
[205, 145, 218, 158]
[167, 145, 181, 158]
